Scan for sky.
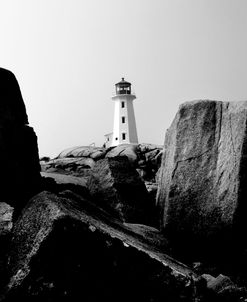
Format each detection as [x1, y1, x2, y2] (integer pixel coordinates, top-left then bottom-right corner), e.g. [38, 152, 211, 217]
[0, 0, 247, 157]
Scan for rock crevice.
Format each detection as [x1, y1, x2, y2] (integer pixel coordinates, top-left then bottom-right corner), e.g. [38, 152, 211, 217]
[157, 100, 247, 256]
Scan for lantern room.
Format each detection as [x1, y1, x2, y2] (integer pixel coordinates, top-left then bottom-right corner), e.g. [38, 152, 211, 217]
[115, 78, 131, 95]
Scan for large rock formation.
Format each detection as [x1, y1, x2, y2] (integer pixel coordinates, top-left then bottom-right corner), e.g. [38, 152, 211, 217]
[1, 191, 197, 302]
[156, 100, 247, 255]
[0, 203, 13, 236]
[0, 68, 41, 212]
[41, 143, 163, 182]
[0, 68, 28, 126]
[105, 144, 138, 163]
[57, 145, 107, 160]
[87, 157, 157, 226]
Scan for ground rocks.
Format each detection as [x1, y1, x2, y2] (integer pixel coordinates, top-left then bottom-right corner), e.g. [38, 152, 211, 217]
[157, 100, 247, 255]
[106, 144, 138, 162]
[87, 157, 157, 226]
[206, 274, 234, 293]
[41, 157, 95, 177]
[0, 203, 13, 290]
[201, 274, 247, 301]
[41, 143, 163, 182]
[0, 203, 13, 235]
[40, 172, 90, 201]
[41, 172, 87, 188]
[57, 145, 106, 160]
[1, 191, 197, 302]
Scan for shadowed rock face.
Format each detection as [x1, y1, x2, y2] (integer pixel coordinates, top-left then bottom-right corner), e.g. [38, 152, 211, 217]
[0, 68, 28, 126]
[0, 203, 13, 235]
[2, 191, 195, 302]
[42, 143, 163, 182]
[0, 68, 41, 212]
[156, 100, 247, 256]
[87, 157, 157, 226]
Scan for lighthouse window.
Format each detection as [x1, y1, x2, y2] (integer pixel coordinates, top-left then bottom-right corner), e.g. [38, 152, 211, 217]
[121, 102, 125, 108]
[122, 116, 125, 123]
[122, 133, 126, 140]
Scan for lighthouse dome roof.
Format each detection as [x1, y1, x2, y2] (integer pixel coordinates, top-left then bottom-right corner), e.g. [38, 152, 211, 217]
[115, 77, 131, 86]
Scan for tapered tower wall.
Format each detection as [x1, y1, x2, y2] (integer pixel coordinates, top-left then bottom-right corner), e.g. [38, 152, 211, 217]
[111, 94, 138, 146]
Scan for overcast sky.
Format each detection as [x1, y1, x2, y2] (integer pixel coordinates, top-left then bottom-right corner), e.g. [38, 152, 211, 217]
[0, 0, 247, 157]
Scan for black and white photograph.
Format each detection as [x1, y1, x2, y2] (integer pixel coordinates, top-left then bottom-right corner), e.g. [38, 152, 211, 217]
[0, 0, 247, 301]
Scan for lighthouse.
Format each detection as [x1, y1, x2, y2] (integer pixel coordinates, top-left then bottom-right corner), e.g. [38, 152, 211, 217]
[105, 78, 138, 148]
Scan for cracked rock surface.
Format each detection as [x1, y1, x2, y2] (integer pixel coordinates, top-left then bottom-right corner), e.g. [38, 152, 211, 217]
[1, 191, 197, 302]
[156, 100, 247, 256]
[87, 157, 157, 226]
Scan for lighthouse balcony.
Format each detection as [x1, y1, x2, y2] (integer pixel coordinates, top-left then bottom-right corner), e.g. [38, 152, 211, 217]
[112, 90, 136, 98]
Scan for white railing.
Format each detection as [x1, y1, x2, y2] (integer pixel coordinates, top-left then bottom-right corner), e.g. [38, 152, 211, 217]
[111, 90, 136, 97]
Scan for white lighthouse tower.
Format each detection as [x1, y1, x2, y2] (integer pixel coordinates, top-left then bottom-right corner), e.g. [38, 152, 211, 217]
[106, 78, 138, 147]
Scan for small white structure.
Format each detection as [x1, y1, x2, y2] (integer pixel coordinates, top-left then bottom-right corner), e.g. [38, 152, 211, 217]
[104, 132, 113, 148]
[105, 78, 138, 148]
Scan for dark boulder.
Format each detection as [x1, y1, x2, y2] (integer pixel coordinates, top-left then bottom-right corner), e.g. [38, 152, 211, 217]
[0, 68, 28, 126]
[41, 157, 95, 177]
[41, 172, 90, 199]
[0, 68, 41, 213]
[105, 143, 138, 163]
[0, 203, 13, 236]
[0, 202, 13, 290]
[87, 157, 157, 226]
[206, 274, 234, 293]
[201, 274, 247, 301]
[1, 191, 198, 302]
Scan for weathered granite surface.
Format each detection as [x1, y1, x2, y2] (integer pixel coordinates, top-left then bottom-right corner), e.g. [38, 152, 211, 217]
[1, 191, 197, 302]
[157, 100, 247, 254]
[87, 157, 157, 226]
[41, 143, 163, 182]
[0, 203, 13, 236]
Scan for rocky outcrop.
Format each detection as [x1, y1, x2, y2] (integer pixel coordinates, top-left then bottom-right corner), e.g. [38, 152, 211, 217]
[202, 274, 247, 301]
[0, 68, 41, 213]
[41, 172, 87, 188]
[40, 144, 163, 217]
[57, 146, 106, 160]
[106, 144, 138, 162]
[0, 203, 13, 291]
[0, 203, 13, 236]
[41, 143, 163, 182]
[40, 172, 90, 200]
[87, 157, 157, 226]
[1, 191, 199, 302]
[156, 100, 247, 255]
[41, 157, 95, 177]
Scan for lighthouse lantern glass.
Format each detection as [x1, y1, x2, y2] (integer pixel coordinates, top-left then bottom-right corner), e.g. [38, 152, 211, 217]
[115, 79, 131, 95]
